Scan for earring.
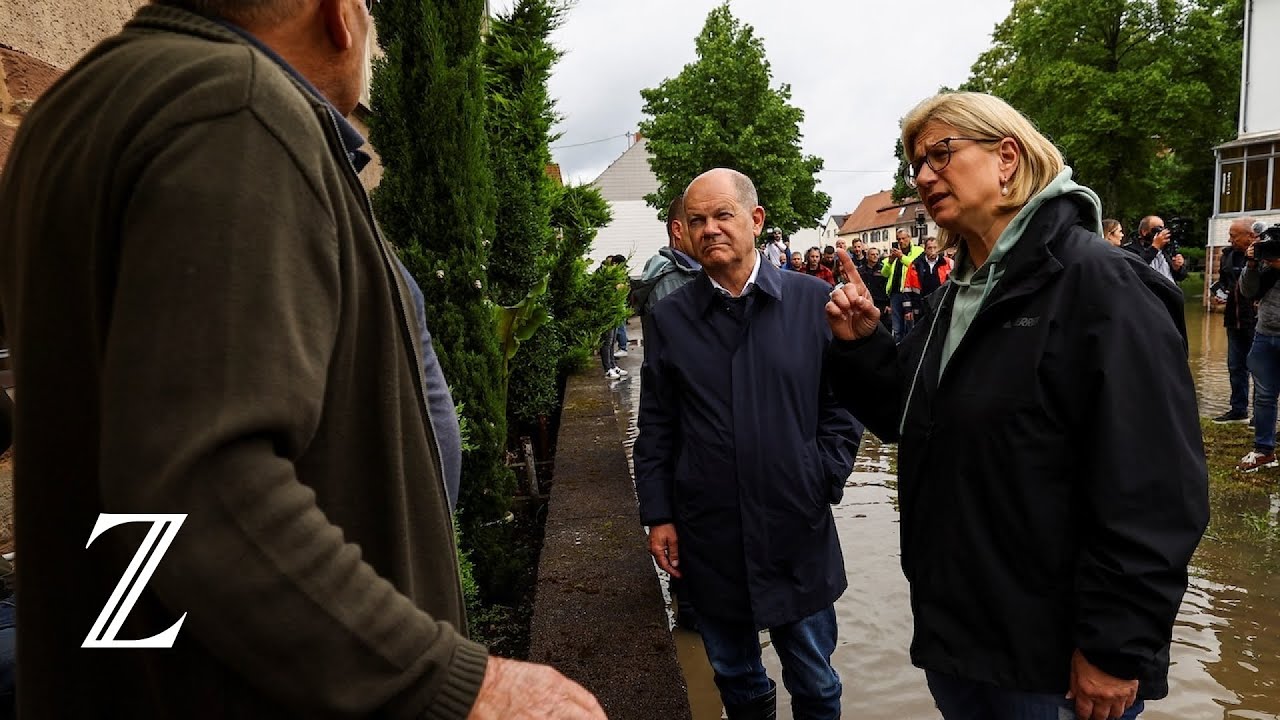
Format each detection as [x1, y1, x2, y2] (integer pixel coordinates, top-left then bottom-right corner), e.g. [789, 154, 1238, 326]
[1000, 183, 1009, 196]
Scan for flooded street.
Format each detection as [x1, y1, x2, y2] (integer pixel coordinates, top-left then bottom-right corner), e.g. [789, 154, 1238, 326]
[610, 307, 1280, 719]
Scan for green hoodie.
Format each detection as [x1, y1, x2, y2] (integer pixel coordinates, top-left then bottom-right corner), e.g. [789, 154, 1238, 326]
[938, 168, 1102, 377]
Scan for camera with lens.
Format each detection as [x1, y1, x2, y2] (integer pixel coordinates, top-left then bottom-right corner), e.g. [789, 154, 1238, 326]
[1253, 222, 1280, 261]
[1147, 217, 1191, 253]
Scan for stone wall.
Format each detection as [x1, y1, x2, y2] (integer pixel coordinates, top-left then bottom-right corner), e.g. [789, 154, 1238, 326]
[0, 48, 62, 171]
[0, 0, 147, 71]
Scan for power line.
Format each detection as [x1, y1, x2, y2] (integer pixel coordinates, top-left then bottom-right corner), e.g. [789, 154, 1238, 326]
[819, 169, 897, 174]
[550, 133, 629, 150]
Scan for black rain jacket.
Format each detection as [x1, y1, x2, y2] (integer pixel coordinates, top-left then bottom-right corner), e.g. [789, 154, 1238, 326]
[827, 197, 1209, 699]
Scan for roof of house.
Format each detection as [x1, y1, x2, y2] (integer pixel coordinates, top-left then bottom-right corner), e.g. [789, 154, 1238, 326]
[591, 136, 660, 203]
[837, 191, 923, 235]
[829, 213, 849, 228]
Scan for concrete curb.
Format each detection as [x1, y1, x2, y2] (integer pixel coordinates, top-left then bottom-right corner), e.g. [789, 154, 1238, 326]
[528, 369, 692, 719]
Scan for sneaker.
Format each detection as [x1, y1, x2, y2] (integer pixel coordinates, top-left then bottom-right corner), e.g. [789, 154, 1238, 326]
[613, 349, 629, 358]
[614, 367, 629, 376]
[605, 368, 620, 379]
[1213, 410, 1249, 424]
[1238, 450, 1277, 472]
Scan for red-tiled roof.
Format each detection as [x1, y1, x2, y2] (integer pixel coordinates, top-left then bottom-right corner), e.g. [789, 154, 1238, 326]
[837, 191, 924, 235]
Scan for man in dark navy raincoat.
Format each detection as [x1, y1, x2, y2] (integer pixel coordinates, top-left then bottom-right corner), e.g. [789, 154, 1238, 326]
[634, 169, 862, 720]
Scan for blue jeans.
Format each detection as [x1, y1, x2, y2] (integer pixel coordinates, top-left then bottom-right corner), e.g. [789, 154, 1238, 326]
[889, 292, 913, 342]
[927, 672, 1144, 720]
[615, 323, 629, 349]
[1249, 331, 1280, 452]
[1227, 327, 1255, 414]
[698, 606, 841, 719]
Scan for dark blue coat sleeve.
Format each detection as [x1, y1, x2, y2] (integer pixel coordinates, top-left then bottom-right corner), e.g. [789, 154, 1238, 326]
[634, 311, 678, 526]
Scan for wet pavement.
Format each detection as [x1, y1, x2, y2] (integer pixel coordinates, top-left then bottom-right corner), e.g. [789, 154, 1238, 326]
[607, 308, 1280, 720]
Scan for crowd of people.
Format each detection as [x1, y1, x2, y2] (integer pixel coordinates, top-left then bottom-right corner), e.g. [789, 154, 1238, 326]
[759, 230, 957, 342]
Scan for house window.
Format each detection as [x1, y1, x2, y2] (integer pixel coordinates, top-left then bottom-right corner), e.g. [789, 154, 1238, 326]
[1245, 158, 1271, 212]
[1274, 157, 1280, 211]
[1221, 161, 1243, 214]
[1219, 143, 1280, 214]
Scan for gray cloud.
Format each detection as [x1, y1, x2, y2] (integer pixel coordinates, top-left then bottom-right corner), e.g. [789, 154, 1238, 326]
[493, 0, 1013, 219]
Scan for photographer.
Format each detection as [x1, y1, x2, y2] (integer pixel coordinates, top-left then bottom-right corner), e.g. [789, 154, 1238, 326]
[1237, 225, 1280, 471]
[1125, 215, 1187, 284]
[1213, 218, 1260, 424]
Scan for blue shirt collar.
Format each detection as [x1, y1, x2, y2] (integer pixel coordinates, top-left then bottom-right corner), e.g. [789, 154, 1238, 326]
[216, 20, 371, 173]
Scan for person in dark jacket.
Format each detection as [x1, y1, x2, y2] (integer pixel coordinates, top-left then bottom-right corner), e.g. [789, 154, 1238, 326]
[635, 168, 862, 720]
[0, 2, 603, 718]
[1213, 218, 1260, 423]
[858, 247, 892, 332]
[1124, 216, 1188, 285]
[901, 236, 951, 323]
[1236, 236, 1280, 471]
[824, 92, 1208, 720]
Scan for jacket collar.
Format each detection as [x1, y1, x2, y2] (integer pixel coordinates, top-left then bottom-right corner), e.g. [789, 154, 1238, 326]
[975, 196, 1080, 307]
[126, 5, 370, 172]
[689, 250, 783, 312]
[660, 246, 701, 271]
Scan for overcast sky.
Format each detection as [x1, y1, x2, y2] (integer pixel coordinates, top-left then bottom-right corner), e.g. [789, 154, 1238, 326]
[490, 0, 1014, 221]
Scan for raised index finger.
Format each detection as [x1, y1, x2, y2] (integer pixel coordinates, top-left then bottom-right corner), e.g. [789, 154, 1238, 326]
[835, 249, 866, 293]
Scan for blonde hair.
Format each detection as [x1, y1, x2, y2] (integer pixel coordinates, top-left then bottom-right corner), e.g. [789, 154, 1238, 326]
[901, 92, 1064, 250]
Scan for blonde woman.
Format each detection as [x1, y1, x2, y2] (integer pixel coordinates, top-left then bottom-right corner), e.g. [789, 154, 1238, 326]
[824, 93, 1208, 720]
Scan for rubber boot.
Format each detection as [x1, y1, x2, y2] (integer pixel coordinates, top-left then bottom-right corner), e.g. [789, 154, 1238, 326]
[724, 684, 777, 720]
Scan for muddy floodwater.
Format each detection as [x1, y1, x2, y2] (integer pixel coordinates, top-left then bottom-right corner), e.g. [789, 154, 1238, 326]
[610, 306, 1280, 720]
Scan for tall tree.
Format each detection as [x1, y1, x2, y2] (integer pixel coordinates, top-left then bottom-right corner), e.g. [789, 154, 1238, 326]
[961, 0, 1242, 234]
[638, 3, 829, 232]
[369, 0, 515, 593]
[484, 0, 567, 431]
[484, 0, 562, 307]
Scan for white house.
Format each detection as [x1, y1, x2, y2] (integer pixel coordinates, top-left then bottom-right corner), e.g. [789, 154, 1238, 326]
[1206, 0, 1280, 303]
[837, 191, 937, 254]
[587, 137, 667, 278]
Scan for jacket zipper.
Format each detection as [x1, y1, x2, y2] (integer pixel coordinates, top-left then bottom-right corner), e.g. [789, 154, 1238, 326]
[321, 111, 463, 578]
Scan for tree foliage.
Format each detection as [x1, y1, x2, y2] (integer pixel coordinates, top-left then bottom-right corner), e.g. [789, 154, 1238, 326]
[638, 3, 830, 232]
[960, 0, 1243, 238]
[505, 183, 627, 427]
[369, 0, 515, 596]
[484, 0, 562, 307]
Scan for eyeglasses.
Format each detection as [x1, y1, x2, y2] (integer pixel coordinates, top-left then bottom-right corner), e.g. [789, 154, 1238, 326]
[904, 136, 1002, 188]
[365, 0, 375, 13]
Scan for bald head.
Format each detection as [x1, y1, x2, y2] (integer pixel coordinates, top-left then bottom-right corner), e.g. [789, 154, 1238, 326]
[1229, 216, 1258, 251]
[155, 0, 371, 116]
[682, 168, 766, 282]
[686, 168, 759, 211]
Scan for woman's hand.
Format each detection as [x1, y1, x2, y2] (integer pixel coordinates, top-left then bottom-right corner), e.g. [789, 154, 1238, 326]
[825, 250, 882, 342]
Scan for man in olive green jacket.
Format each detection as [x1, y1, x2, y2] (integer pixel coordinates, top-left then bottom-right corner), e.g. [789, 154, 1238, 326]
[0, 1, 602, 718]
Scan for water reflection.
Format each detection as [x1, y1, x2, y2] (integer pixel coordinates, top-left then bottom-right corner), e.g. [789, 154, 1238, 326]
[609, 311, 1280, 719]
